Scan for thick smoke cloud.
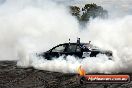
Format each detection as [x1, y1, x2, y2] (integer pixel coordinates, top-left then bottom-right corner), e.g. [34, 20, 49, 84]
[0, 0, 79, 60]
[0, 0, 132, 73]
[18, 16, 132, 73]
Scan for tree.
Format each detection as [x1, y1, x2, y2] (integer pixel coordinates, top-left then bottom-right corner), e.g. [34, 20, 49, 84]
[69, 6, 80, 20]
[69, 3, 108, 23]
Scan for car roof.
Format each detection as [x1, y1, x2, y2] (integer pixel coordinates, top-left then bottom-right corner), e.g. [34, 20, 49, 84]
[48, 43, 88, 51]
[46, 42, 92, 52]
[62, 43, 88, 45]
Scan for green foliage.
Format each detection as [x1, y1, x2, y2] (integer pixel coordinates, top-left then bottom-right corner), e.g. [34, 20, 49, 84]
[69, 3, 108, 22]
[70, 6, 80, 20]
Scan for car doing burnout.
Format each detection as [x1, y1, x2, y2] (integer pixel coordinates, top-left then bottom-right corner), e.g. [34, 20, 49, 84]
[37, 38, 113, 60]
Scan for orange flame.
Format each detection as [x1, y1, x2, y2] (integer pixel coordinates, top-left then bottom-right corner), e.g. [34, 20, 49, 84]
[78, 65, 86, 76]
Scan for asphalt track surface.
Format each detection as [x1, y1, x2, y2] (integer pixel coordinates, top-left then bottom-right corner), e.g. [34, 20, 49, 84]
[0, 61, 132, 88]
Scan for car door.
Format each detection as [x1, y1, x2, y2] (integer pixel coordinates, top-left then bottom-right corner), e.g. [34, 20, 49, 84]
[75, 45, 83, 58]
[81, 44, 92, 58]
[64, 44, 82, 58]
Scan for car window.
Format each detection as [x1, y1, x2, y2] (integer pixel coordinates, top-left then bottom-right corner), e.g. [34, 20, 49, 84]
[66, 44, 76, 52]
[83, 44, 98, 50]
[52, 45, 65, 52]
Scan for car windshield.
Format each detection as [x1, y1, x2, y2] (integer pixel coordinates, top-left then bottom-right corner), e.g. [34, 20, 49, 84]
[52, 45, 65, 52]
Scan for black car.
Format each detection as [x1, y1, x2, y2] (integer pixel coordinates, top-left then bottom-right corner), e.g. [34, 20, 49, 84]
[37, 38, 113, 60]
